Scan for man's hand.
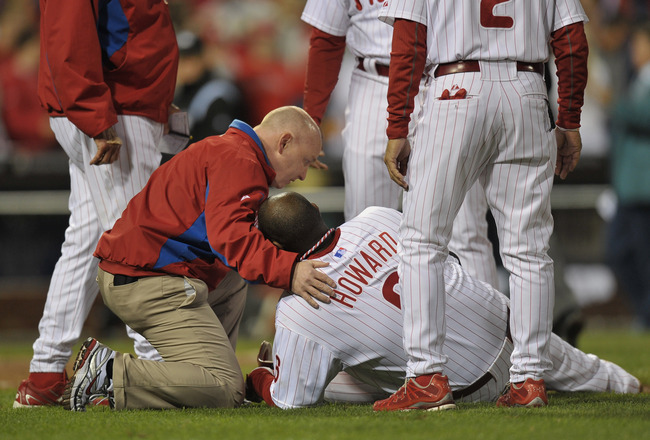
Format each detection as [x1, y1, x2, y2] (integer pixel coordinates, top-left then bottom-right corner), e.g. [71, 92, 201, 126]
[291, 260, 336, 309]
[309, 149, 329, 170]
[384, 138, 411, 190]
[555, 129, 582, 179]
[91, 126, 121, 165]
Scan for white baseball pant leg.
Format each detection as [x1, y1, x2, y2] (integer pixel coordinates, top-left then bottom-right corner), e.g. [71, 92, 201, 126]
[30, 115, 164, 372]
[449, 181, 499, 288]
[342, 69, 402, 220]
[545, 333, 640, 394]
[324, 371, 388, 404]
[479, 64, 556, 382]
[399, 74, 487, 376]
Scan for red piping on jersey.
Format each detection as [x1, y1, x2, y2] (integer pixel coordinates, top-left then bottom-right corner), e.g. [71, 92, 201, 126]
[306, 229, 342, 260]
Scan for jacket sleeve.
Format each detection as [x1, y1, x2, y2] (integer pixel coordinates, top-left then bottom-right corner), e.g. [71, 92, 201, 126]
[204, 158, 298, 290]
[40, 0, 117, 137]
[551, 22, 589, 130]
[386, 18, 427, 139]
[303, 27, 347, 125]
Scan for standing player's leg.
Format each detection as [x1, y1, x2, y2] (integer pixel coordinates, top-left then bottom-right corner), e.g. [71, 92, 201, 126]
[14, 119, 106, 408]
[398, 73, 491, 378]
[342, 71, 401, 220]
[82, 115, 164, 360]
[484, 73, 556, 390]
[30, 165, 102, 370]
[449, 181, 498, 288]
[374, 73, 494, 412]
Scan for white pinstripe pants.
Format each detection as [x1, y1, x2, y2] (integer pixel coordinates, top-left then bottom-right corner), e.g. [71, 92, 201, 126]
[30, 115, 164, 372]
[401, 63, 555, 382]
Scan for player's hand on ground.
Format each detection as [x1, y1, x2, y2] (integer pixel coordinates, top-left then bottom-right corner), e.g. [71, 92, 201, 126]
[384, 138, 411, 190]
[291, 260, 336, 309]
[91, 126, 122, 165]
[554, 128, 582, 179]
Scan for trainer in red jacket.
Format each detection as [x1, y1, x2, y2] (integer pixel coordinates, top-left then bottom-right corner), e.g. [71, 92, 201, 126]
[69, 107, 337, 411]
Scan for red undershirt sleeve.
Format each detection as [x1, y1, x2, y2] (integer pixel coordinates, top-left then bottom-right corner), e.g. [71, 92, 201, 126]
[550, 22, 589, 130]
[303, 27, 347, 125]
[386, 18, 427, 139]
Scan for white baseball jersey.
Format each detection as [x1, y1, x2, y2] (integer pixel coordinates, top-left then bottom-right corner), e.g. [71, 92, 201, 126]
[302, 0, 499, 286]
[267, 207, 640, 408]
[379, 0, 588, 65]
[302, 0, 393, 64]
[378, 0, 588, 382]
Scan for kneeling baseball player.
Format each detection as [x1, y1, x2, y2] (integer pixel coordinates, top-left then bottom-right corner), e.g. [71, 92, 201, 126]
[246, 192, 645, 409]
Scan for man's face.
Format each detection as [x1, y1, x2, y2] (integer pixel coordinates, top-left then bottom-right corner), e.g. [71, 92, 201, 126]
[271, 136, 321, 188]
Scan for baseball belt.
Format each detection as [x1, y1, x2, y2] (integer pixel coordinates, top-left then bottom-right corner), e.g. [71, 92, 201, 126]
[434, 60, 544, 78]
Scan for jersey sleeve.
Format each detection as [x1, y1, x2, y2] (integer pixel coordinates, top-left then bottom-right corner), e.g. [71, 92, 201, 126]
[378, 0, 428, 27]
[303, 27, 347, 125]
[204, 156, 298, 290]
[301, 0, 350, 37]
[40, 0, 117, 137]
[551, 0, 589, 32]
[385, 18, 427, 139]
[269, 326, 341, 409]
[551, 22, 589, 129]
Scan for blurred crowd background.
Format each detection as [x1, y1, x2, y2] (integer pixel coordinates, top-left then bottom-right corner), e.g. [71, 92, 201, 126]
[0, 0, 648, 340]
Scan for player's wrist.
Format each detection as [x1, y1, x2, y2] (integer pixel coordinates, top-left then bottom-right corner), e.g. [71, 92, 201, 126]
[555, 125, 579, 132]
[95, 126, 120, 142]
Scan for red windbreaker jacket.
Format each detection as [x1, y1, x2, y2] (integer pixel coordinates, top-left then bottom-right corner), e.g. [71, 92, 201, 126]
[95, 121, 299, 291]
[38, 0, 179, 137]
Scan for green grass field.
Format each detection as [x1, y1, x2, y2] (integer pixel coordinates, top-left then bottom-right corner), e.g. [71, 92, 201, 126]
[1, 328, 649, 440]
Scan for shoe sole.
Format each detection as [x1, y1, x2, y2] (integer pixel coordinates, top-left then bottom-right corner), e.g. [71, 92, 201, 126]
[13, 401, 51, 409]
[497, 397, 548, 408]
[62, 338, 100, 412]
[518, 397, 547, 408]
[375, 393, 457, 412]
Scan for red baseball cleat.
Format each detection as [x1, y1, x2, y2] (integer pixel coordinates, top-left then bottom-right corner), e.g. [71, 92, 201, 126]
[496, 378, 548, 408]
[373, 373, 456, 412]
[13, 373, 68, 408]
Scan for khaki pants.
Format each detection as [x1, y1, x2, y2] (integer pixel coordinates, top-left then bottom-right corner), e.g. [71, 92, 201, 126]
[97, 268, 247, 409]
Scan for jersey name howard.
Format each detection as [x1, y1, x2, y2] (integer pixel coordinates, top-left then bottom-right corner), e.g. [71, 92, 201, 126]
[329, 230, 398, 309]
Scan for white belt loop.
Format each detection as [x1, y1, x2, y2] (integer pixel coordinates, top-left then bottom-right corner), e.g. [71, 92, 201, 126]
[362, 58, 378, 76]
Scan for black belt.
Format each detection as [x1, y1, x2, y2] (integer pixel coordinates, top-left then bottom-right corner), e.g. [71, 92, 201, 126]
[356, 58, 390, 77]
[452, 371, 496, 400]
[113, 274, 141, 286]
[434, 61, 544, 78]
[453, 309, 512, 400]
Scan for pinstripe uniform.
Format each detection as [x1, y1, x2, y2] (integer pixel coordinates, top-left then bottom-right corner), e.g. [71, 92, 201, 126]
[302, 0, 498, 287]
[378, 0, 589, 383]
[31, 0, 179, 373]
[259, 208, 639, 408]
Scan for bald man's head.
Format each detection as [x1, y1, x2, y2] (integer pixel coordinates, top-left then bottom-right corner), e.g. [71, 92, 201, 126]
[255, 107, 322, 188]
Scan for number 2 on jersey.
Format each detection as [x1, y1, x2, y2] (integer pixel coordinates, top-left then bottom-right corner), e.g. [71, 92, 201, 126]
[480, 0, 514, 28]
